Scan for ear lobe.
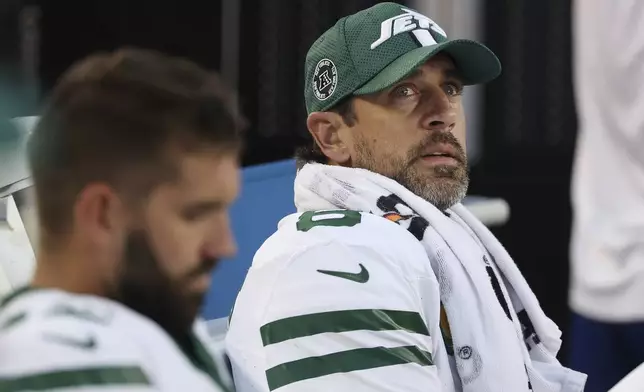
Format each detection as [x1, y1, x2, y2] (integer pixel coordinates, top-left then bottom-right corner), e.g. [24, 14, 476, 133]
[306, 112, 351, 164]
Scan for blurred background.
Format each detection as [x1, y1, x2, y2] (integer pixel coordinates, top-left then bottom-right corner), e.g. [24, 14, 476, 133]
[0, 0, 576, 363]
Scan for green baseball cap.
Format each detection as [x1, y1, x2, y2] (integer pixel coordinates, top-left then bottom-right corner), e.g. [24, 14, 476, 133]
[304, 2, 501, 114]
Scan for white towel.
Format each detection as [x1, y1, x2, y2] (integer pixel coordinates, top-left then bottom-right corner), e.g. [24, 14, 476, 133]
[295, 163, 587, 392]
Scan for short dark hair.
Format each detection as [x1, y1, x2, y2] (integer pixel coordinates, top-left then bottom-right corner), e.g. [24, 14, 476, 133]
[28, 48, 245, 240]
[295, 97, 356, 169]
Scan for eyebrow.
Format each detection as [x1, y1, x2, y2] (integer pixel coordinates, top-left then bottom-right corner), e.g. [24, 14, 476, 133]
[181, 200, 226, 217]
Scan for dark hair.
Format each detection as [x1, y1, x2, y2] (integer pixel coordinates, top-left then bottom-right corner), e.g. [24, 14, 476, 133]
[28, 47, 245, 239]
[295, 97, 356, 169]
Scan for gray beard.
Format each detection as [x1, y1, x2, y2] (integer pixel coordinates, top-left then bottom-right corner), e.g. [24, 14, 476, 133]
[390, 163, 469, 211]
[352, 133, 469, 211]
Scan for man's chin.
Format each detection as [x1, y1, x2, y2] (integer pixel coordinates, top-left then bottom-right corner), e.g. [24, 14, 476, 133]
[411, 177, 468, 210]
[122, 289, 204, 337]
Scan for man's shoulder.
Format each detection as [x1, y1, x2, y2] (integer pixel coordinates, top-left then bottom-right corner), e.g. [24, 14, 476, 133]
[276, 209, 415, 234]
[0, 288, 144, 363]
[0, 288, 153, 389]
[0, 287, 122, 331]
[259, 210, 423, 262]
[242, 210, 432, 301]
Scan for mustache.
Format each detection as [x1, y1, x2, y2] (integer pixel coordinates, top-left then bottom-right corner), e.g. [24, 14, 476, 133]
[410, 131, 467, 164]
[185, 257, 219, 279]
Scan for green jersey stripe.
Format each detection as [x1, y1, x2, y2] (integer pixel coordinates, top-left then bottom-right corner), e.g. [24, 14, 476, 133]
[0, 312, 27, 332]
[0, 366, 151, 391]
[0, 287, 34, 309]
[261, 309, 429, 346]
[265, 345, 433, 391]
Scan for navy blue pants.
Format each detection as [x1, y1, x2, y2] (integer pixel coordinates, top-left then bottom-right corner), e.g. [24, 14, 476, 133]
[568, 312, 644, 392]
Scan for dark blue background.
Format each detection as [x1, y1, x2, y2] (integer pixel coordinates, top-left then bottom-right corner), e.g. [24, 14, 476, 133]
[202, 159, 297, 320]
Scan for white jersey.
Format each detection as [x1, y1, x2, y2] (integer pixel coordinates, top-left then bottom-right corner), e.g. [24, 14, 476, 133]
[570, 0, 644, 321]
[227, 208, 585, 392]
[0, 288, 233, 391]
[227, 211, 450, 392]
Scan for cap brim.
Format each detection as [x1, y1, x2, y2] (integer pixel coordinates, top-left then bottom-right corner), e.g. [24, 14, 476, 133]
[353, 39, 501, 96]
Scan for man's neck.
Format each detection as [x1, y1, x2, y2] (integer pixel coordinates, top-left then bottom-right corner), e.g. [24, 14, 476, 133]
[31, 249, 104, 296]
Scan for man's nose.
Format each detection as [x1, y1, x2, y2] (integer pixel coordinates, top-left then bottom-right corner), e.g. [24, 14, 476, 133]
[419, 88, 457, 133]
[204, 217, 238, 260]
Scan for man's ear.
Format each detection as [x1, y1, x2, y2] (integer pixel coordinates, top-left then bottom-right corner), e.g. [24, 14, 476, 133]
[73, 183, 127, 248]
[306, 111, 351, 164]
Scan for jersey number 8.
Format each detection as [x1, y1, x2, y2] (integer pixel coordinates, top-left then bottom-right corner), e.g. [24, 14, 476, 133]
[296, 210, 362, 232]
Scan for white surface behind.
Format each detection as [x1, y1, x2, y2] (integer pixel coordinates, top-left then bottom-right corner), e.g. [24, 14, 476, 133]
[0, 195, 36, 296]
[608, 362, 644, 392]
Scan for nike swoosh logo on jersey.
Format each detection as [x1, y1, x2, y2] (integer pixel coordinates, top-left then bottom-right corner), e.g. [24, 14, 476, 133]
[317, 263, 370, 283]
[43, 332, 97, 350]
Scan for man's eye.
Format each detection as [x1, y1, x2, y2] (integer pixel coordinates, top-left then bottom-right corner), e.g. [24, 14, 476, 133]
[180, 203, 223, 222]
[445, 82, 464, 97]
[392, 85, 418, 98]
[182, 210, 208, 222]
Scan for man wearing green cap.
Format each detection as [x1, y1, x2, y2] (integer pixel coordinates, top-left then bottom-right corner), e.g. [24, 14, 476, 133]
[226, 3, 586, 392]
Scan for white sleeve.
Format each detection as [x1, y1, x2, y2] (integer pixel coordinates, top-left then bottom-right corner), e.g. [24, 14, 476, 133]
[0, 312, 158, 391]
[258, 241, 443, 392]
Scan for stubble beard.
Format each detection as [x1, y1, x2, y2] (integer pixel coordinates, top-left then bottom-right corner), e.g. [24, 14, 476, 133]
[353, 132, 469, 211]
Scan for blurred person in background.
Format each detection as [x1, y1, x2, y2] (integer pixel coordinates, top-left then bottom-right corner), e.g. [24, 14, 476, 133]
[569, 1, 644, 391]
[0, 48, 244, 391]
[227, 3, 586, 391]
